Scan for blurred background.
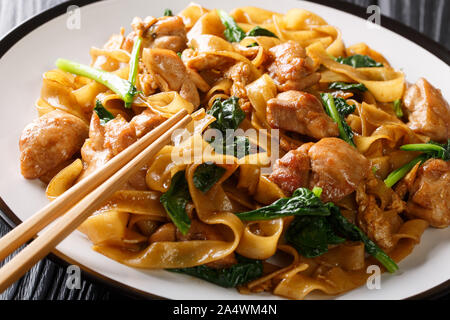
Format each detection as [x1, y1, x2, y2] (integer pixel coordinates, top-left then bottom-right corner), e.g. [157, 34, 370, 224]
[1, 0, 449, 49]
[0, 0, 448, 300]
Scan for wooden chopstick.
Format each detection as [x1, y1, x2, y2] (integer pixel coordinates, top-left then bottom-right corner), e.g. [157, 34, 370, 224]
[0, 110, 191, 293]
[0, 109, 188, 262]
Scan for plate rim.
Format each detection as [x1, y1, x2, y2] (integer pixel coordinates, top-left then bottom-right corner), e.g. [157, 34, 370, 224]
[0, 0, 448, 300]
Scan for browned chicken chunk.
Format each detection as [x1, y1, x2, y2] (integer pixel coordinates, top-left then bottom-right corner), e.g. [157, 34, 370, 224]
[269, 143, 312, 195]
[19, 110, 88, 179]
[80, 109, 164, 178]
[130, 108, 165, 138]
[356, 175, 404, 250]
[143, 48, 200, 107]
[267, 90, 339, 139]
[103, 116, 137, 157]
[123, 16, 187, 53]
[269, 138, 370, 202]
[406, 159, 450, 228]
[225, 62, 252, 99]
[403, 78, 450, 142]
[308, 138, 370, 202]
[266, 41, 320, 92]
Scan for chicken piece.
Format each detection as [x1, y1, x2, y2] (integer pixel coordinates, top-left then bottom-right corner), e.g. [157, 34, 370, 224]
[403, 78, 450, 142]
[356, 174, 404, 250]
[266, 41, 320, 92]
[406, 159, 450, 228]
[186, 68, 211, 92]
[38, 159, 75, 184]
[79, 114, 136, 178]
[269, 143, 313, 195]
[19, 110, 88, 179]
[308, 138, 370, 202]
[356, 189, 403, 250]
[130, 108, 165, 138]
[79, 115, 110, 178]
[103, 116, 137, 156]
[143, 48, 200, 107]
[267, 90, 339, 139]
[80, 109, 163, 179]
[225, 62, 252, 97]
[224, 62, 253, 111]
[176, 219, 237, 268]
[123, 16, 187, 53]
[269, 138, 370, 202]
[150, 16, 187, 52]
[185, 53, 234, 72]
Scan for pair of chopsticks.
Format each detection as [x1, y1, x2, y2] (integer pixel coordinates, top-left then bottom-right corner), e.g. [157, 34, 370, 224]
[0, 109, 191, 293]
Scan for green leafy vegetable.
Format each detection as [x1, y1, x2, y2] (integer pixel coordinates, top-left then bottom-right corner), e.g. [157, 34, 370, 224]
[225, 135, 251, 158]
[336, 54, 383, 68]
[169, 255, 263, 288]
[207, 97, 246, 134]
[206, 97, 249, 158]
[246, 26, 278, 38]
[94, 100, 115, 125]
[164, 8, 173, 16]
[235, 188, 330, 221]
[218, 10, 278, 42]
[193, 162, 226, 193]
[237, 186, 398, 272]
[160, 171, 192, 235]
[209, 135, 251, 159]
[246, 42, 259, 48]
[328, 82, 368, 92]
[320, 93, 356, 147]
[278, 188, 399, 272]
[56, 58, 139, 108]
[217, 10, 246, 42]
[334, 96, 356, 116]
[384, 140, 450, 187]
[286, 215, 345, 258]
[393, 99, 403, 118]
[327, 204, 399, 273]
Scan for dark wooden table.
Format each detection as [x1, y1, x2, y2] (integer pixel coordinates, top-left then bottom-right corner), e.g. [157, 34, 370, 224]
[0, 0, 448, 300]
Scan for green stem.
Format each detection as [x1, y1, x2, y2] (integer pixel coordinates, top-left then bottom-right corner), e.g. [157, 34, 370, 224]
[374, 251, 399, 273]
[128, 36, 142, 86]
[400, 143, 446, 154]
[126, 36, 143, 108]
[322, 93, 356, 147]
[312, 187, 323, 198]
[384, 155, 427, 188]
[393, 99, 403, 118]
[56, 58, 138, 108]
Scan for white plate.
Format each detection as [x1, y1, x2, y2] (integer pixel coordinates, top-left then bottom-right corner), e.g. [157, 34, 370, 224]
[0, 0, 449, 300]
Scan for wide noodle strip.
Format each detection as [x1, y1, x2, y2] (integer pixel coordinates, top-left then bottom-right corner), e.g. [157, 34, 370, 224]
[22, 3, 448, 300]
[46, 159, 83, 200]
[307, 42, 405, 102]
[93, 154, 245, 269]
[236, 219, 283, 259]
